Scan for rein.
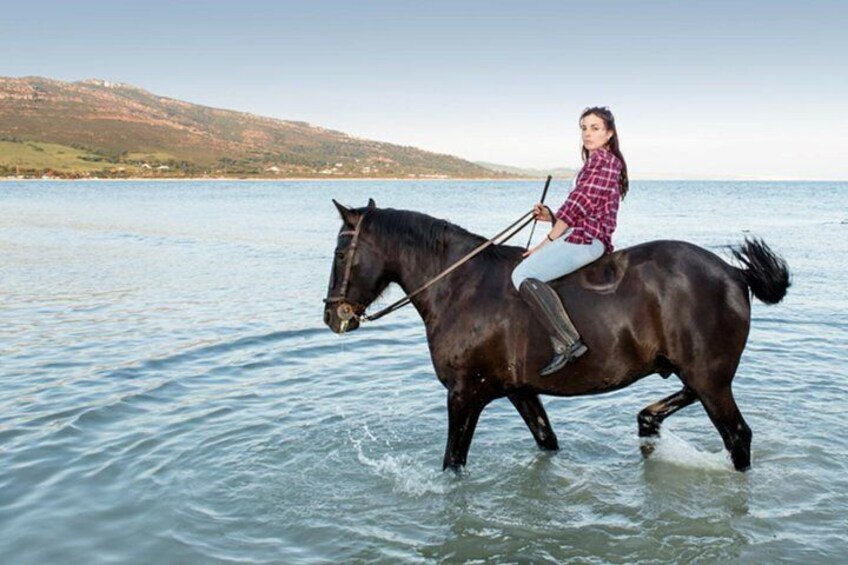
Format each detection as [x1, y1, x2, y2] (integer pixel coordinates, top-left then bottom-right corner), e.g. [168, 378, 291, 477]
[325, 208, 536, 325]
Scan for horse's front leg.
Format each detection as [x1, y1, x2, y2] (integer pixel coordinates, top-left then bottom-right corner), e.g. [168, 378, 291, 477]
[508, 391, 559, 451]
[443, 388, 487, 471]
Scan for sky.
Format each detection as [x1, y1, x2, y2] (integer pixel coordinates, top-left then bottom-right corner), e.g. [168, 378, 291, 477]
[3, 0, 847, 179]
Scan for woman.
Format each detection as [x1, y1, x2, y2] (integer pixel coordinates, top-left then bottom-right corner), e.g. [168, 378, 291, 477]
[512, 106, 629, 376]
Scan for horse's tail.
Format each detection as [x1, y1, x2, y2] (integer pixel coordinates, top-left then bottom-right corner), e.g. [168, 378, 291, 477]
[731, 238, 791, 305]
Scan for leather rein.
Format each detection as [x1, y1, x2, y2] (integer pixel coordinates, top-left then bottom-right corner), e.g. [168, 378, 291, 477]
[324, 208, 536, 325]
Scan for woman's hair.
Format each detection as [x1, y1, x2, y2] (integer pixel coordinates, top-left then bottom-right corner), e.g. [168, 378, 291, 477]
[580, 106, 629, 198]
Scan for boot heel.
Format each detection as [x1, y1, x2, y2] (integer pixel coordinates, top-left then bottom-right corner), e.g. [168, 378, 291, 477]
[519, 278, 588, 376]
[569, 340, 588, 360]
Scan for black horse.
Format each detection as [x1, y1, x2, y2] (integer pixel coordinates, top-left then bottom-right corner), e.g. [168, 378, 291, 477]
[323, 200, 790, 472]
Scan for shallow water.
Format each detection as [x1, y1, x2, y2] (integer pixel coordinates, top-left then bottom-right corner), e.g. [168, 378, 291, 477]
[1, 180, 847, 563]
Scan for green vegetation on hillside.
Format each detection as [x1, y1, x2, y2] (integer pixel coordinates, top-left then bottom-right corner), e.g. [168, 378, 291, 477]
[0, 139, 194, 178]
[0, 140, 106, 172]
[0, 76, 517, 179]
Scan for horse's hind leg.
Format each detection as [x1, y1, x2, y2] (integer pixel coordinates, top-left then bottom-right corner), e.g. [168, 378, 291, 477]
[638, 386, 698, 438]
[508, 392, 559, 451]
[698, 384, 752, 471]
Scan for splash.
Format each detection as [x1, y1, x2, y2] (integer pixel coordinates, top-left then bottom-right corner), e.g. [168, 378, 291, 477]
[348, 426, 451, 497]
[642, 430, 735, 472]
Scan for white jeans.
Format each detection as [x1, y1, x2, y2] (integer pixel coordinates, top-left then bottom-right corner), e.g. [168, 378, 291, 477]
[511, 238, 604, 290]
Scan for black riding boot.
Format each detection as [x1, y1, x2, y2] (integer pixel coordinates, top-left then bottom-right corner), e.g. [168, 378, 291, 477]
[519, 278, 588, 376]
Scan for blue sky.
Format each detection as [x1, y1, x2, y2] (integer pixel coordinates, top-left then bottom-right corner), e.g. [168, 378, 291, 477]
[3, 0, 847, 179]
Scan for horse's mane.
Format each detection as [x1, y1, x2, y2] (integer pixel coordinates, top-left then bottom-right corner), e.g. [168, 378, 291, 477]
[366, 207, 521, 264]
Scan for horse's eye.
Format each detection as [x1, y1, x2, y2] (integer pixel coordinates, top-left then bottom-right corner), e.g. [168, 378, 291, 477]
[335, 251, 346, 261]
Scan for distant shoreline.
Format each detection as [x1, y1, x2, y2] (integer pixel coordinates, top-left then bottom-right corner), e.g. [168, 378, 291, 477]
[0, 176, 544, 182]
[1, 176, 843, 183]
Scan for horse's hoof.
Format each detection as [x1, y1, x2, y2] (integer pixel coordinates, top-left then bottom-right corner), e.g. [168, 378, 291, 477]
[442, 461, 466, 473]
[732, 453, 752, 472]
[539, 439, 560, 452]
[639, 440, 657, 459]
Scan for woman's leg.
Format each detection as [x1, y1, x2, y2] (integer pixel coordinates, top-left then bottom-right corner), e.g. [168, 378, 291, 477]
[512, 239, 604, 290]
[513, 239, 604, 375]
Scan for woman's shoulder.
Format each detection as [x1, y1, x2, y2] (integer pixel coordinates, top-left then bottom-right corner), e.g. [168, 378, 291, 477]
[588, 148, 622, 171]
[589, 147, 616, 163]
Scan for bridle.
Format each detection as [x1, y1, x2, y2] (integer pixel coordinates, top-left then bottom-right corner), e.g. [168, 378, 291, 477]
[324, 207, 536, 328]
[322, 208, 371, 325]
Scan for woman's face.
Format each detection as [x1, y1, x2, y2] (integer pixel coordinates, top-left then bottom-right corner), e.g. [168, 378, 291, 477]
[580, 113, 613, 152]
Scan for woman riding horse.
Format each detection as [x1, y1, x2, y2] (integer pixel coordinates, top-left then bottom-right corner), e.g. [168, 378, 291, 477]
[324, 195, 790, 472]
[324, 106, 790, 472]
[514, 106, 628, 375]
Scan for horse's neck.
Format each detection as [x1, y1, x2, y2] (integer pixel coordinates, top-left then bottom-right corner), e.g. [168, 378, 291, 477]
[389, 232, 488, 322]
[390, 242, 456, 292]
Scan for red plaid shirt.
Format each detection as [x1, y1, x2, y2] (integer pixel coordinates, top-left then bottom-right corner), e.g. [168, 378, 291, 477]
[555, 148, 622, 253]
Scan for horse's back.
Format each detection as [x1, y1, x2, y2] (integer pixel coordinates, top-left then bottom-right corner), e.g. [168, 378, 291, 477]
[563, 239, 746, 299]
[551, 240, 752, 374]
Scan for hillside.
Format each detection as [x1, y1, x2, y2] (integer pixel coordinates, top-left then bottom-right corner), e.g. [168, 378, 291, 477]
[475, 161, 577, 179]
[0, 77, 514, 179]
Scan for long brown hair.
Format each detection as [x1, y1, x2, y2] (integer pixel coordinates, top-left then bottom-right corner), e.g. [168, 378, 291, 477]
[580, 106, 629, 198]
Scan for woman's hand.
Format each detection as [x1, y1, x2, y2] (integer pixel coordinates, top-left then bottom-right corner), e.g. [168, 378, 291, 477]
[523, 242, 544, 258]
[532, 203, 553, 223]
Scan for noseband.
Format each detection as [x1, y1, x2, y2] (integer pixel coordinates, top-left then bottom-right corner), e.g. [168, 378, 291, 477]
[323, 209, 370, 321]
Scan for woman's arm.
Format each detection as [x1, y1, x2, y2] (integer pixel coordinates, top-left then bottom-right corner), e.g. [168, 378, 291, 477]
[523, 218, 570, 257]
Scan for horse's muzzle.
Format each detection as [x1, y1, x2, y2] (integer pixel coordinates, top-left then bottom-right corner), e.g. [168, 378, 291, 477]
[323, 302, 361, 334]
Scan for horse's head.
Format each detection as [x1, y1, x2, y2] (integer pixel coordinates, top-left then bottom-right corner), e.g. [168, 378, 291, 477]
[323, 198, 389, 334]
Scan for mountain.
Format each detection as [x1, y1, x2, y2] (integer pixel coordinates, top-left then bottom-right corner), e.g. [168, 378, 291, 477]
[475, 161, 577, 179]
[0, 77, 512, 179]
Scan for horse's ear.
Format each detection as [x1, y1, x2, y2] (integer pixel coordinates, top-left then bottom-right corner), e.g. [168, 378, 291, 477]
[332, 199, 359, 225]
[332, 199, 347, 215]
[367, 198, 376, 209]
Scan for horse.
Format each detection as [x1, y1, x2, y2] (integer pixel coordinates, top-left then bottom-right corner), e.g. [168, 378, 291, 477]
[323, 199, 790, 472]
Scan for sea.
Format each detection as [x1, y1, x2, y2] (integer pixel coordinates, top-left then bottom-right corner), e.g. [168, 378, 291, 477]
[1, 179, 846, 564]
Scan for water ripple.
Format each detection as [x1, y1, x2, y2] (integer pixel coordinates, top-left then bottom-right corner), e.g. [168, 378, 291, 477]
[2, 181, 847, 563]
